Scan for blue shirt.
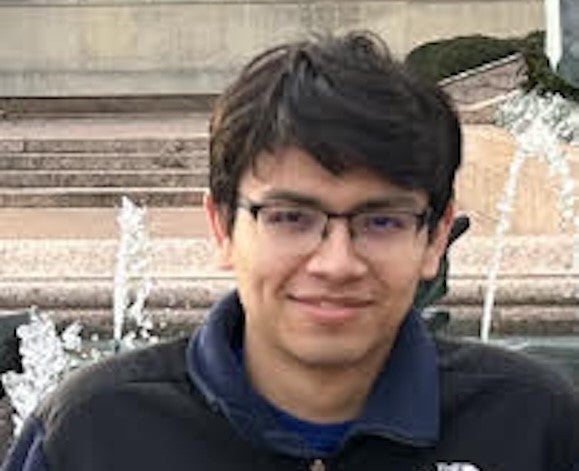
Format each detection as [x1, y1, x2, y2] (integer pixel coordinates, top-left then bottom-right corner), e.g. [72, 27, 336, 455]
[233, 342, 353, 455]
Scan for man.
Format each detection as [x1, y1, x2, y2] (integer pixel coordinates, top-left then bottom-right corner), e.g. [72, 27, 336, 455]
[2, 31, 578, 471]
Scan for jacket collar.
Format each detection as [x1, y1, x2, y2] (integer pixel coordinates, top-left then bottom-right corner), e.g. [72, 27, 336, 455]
[186, 291, 440, 457]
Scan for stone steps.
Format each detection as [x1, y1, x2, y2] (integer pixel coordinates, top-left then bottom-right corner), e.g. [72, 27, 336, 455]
[0, 274, 575, 309]
[0, 152, 206, 171]
[0, 275, 576, 338]
[0, 136, 207, 154]
[0, 186, 207, 207]
[0, 114, 210, 207]
[13, 304, 577, 338]
[0, 277, 234, 311]
[0, 236, 574, 333]
[0, 169, 208, 188]
[0, 232, 575, 347]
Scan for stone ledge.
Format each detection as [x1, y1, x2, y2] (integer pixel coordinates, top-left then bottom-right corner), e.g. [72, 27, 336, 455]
[439, 305, 579, 336]
[448, 275, 579, 305]
[0, 274, 576, 310]
[2, 302, 577, 342]
[0, 278, 234, 310]
[0, 273, 576, 338]
[0, 235, 574, 278]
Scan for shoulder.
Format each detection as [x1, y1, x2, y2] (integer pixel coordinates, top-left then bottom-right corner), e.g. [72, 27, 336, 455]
[435, 336, 573, 386]
[435, 336, 578, 415]
[435, 336, 576, 390]
[435, 337, 579, 461]
[36, 337, 191, 424]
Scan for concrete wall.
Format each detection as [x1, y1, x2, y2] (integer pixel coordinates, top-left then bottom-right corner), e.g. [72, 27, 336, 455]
[0, 0, 544, 97]
[457, 125, 579, 236]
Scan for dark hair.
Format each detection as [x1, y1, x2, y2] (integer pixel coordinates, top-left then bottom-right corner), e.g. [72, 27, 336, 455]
[209, 30, 462, 232]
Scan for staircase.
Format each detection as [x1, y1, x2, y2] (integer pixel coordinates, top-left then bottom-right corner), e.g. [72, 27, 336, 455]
[0, 113, 210, 207]
[0, 112, 229, 335]
[0, 113, 576, 338]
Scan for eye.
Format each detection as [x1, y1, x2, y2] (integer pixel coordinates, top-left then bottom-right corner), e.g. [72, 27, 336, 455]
[260, 207, 319, 232]
[358, 212, 411, 233]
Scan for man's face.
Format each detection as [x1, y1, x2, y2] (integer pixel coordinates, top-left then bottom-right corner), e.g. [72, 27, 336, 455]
[207, 147, 452, 371]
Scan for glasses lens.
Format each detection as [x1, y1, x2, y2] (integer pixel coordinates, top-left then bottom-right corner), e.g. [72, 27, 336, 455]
[354, 211, 418, 236]
[258, 206, 323, 236]
[351, 210, 423, 256]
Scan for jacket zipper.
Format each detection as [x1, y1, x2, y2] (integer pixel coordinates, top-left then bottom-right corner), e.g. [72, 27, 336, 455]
[309, 458, 326, 471]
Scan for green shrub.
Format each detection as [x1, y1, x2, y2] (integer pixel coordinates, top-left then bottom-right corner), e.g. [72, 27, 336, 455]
[405, 31, 579, 102]
[518, 31, 579, 102]
[405, 35, 520, 82]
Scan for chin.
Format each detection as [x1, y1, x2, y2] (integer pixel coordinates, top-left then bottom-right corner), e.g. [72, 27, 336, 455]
[286, 340, 378, 369]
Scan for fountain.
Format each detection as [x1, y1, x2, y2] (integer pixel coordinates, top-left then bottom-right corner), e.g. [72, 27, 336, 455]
[1, 197, 157, 437]
[112, 196, 155, 351]
[0, 311, 82, 435]
[479, 0, 578, 343]
[480, 89, 578, 342]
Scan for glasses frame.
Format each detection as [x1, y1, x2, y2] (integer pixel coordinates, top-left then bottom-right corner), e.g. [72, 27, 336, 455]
[237, 197, 433, 241]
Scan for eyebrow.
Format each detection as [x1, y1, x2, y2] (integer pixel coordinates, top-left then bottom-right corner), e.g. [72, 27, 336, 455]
[257, 189, 424, 211]
[259, 190, 321, 206]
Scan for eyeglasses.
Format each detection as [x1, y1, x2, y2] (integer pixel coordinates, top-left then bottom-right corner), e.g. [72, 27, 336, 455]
[237, 197, 432, 258]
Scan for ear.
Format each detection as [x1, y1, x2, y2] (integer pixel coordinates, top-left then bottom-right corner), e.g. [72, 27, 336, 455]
[204, 193, 233, 270]
[420, 202, 455, 280]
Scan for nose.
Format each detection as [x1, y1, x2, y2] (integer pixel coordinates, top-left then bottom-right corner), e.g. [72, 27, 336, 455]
[305, 219, 368, 281]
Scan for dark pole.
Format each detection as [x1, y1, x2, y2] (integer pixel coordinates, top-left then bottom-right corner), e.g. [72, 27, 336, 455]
[0, 310, 30, 397]
[546, 0, 579, 88]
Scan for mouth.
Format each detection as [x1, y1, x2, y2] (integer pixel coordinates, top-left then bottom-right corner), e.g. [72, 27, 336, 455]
[287, 294, 373, 324]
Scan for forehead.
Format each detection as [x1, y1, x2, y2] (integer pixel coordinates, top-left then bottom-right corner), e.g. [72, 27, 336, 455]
[239, 147, 427, 209]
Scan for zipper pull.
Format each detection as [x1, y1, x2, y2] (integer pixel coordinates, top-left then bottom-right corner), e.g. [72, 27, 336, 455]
[309, 458, 326, 471]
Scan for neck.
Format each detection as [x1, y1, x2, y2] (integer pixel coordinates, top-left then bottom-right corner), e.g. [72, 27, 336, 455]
[244, 335, 393, 424]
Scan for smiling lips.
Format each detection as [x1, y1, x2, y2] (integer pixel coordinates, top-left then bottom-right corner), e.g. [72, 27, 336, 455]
[288, 294, 373, 324]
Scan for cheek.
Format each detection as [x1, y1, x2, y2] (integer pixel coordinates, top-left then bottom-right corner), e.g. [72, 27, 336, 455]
[373, 250, 427, 298]
[400, 235, 443, 281]
[230, 234, 295, 300]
